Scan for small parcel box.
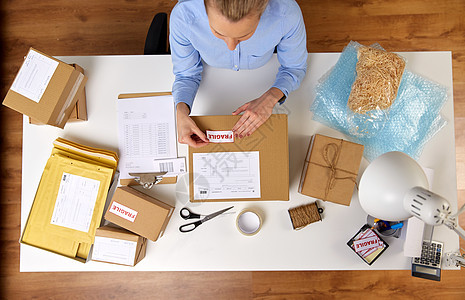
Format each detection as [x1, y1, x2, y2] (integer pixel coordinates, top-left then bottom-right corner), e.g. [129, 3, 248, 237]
[298, 134, 364, 206]
[2, 48, 87, 128]
[104, 186, 174, 241]
[92, 225, 147, 267]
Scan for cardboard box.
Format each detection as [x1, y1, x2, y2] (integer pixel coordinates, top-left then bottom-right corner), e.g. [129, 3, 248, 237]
[92, 225, 147, 266]
[189, 114, 289, 202]
[30, 66, 87, 124]
[2, 48, 87, 128]
[104, 186, 174, 241]
[298, 134, 364, 206]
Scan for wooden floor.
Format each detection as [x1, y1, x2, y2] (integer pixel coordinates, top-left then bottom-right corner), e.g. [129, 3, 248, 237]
[1, 0, 465, 298]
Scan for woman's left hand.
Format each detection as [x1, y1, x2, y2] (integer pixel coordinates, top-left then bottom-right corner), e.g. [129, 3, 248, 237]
[232, 87, 284, 138]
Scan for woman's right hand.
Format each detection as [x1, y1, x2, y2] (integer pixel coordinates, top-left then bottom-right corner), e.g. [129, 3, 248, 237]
[176, 103, 209, 148]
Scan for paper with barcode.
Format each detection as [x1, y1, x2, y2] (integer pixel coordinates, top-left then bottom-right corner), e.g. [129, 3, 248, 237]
[153, 157, 186, 176]
[192, 151, 260, 200]
[116, 95, 177, 179]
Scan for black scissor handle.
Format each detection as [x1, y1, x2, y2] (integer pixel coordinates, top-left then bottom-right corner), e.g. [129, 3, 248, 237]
[180, 208, 201, 220]
[179, 220, 202, 233]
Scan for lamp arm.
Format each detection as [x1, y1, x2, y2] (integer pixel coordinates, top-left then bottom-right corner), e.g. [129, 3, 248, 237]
[443, 216, 465, 241]
[452, 225, 465, 241]
[451, 203, 465, 218]
[442, 203, 465, 241]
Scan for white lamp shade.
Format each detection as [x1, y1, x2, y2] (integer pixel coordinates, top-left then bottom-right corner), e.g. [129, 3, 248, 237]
[358, 151, 429, 221]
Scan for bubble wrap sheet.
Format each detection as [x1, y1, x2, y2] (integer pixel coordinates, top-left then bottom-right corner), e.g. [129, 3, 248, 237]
[310, 41, 448, 161]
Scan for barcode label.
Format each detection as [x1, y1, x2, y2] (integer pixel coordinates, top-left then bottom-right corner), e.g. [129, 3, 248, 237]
[159, 162, 174, 172]
[152, 157, 186, 176]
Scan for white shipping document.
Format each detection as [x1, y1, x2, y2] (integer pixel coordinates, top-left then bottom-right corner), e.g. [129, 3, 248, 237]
[11, 49, 59, 103]
[117, 95, 177, 179]
[92, 236, 137, 266]
[50, 172, 101, 232]
[193, 151, 261, 200]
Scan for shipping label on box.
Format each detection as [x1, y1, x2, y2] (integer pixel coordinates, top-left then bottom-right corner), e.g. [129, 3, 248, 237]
[298, 134, 364, 206]
[104, 186, 174, 241]
[92, 225, 147, 266]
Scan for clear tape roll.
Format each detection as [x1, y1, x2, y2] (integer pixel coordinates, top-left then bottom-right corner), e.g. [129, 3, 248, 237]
[236, 209, 262, 236]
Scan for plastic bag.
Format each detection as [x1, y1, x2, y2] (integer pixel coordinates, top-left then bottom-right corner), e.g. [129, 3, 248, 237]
[310, 41, 448, 161]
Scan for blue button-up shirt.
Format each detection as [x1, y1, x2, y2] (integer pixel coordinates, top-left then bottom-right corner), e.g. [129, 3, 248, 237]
[169, 0, 308, 109]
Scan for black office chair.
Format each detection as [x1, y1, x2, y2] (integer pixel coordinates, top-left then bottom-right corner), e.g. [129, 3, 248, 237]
[144, 12, 275, 55]
[144, 12, 170, 55]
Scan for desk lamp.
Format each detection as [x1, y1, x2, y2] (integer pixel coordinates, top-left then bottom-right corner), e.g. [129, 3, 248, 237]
[358, 151, 465, 240]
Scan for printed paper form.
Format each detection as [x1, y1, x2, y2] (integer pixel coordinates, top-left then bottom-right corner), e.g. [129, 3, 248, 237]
[117, 95, 177, 179]
[50, 172, 100, 232]
[92, 236, 137, 266]
[192, 151, 261, 200]
[11, 49, 59, 103]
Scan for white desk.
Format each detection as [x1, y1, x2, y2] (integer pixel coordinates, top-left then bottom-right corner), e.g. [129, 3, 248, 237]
[20, 52, 459, 271]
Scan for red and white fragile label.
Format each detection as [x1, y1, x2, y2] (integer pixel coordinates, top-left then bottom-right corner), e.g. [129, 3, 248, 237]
[353, 235, 382, 253]
[109, 201, 138, 222]
[352, 228, 384, 258]
[206, 130, 234, 143]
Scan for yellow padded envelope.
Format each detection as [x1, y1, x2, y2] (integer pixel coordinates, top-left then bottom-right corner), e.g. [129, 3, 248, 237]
[21, 138, 118, 261]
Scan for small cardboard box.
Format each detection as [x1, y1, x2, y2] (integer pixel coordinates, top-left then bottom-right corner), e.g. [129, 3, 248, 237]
[298, 134, 364, 206]
[189, 114, 289, 202]
[2, 48, 87, 128]
[104, 186, 174, 241]
[92, 225, 147, 266]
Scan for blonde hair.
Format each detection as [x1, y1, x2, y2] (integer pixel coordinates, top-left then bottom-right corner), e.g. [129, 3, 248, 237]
[205, 0, 269, 22]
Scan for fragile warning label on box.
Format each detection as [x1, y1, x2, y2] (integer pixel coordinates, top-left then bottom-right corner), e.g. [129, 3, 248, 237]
[206, 130, 234, 143]
[109, 201, 138, 222]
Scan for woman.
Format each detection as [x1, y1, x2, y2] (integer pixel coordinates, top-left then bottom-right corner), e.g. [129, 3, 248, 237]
[170, 0, 307, 147]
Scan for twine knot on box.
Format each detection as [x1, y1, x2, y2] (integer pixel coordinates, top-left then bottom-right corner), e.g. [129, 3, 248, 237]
[311, 141, 359, 200]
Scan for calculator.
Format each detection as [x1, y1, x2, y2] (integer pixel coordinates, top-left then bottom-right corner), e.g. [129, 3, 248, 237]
[411, 240, 443, 281]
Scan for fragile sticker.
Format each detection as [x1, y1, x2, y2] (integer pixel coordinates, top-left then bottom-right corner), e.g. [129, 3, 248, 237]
[206, 130, 234, 143]
[353, 235, 382, 253]
[109, 201, 138, 222]
[352, 228, 384, 258]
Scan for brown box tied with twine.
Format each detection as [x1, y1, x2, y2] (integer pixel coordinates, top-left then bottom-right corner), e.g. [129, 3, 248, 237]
[298, 134, 364, 206]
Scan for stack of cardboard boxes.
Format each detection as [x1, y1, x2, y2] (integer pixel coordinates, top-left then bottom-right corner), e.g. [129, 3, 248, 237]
[95, 186, 174, 266]
[2, 48, 87, 128]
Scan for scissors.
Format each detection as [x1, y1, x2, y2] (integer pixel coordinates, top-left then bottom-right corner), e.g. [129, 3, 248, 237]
[179, 206, 234, 233]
